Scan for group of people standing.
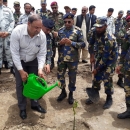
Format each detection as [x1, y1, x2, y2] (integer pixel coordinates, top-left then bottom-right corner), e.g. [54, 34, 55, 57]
[0, 0, 130, 121]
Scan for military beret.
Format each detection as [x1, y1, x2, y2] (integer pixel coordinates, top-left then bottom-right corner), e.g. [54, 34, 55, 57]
[72, 8, 77, 11]
[64, 6, 71, 9]
[42, 19, 55, 29]
[50, 1, 58, 7]
[14, 1, 20, 5]
[94, 17, 107, 27]
[63, 13, 74, 19]
[41, 0, 46, 4]
[127, 10, 130, 14]
[118, 10, 124, 15]
[126, 16, 130, 21]
[108, 8, 114, 12]
[3, 0, 7, 2]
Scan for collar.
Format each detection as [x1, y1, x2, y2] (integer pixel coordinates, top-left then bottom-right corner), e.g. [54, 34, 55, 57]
[23, 25, 40, 37]
[14, 12, 22, 15]
[40, 8, 48, 12]
[64, 25, 74, 31]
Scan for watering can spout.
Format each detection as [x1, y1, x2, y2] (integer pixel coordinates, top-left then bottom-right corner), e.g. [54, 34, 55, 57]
[44, 81, 61, 94]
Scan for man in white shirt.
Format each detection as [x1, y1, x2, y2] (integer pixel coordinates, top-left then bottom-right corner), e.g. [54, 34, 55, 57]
[10, 14, 47, 120]
[107, 8, 115, 35]
[75, 6, 89, 63]
[18, 3, 32, 24]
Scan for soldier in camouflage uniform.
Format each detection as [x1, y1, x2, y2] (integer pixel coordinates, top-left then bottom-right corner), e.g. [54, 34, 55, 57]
[42, 19, 54, 74]
[36, 0, 51, 21]
[48, 1, 64, 69]
[116, 16, 130, 119]
[107, 8, 115, 35]
[86, 17, 118, 109]
[115, 10, 124, 88]
[123, 10, 130, 28]
[0, 0, 15, 75]
[57, 13, 85, 104]
[13, 1, 22, 27]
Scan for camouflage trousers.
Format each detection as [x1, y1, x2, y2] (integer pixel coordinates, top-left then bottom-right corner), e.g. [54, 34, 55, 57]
[124, 61, 130, 105]
[0, 36, 13, 68]
[57, 60, 78, 91]
[93, 64, 115, 95]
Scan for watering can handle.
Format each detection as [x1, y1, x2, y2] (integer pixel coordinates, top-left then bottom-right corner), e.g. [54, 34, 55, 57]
[36, 77, 48, 87]
[91, 63, 95, 80]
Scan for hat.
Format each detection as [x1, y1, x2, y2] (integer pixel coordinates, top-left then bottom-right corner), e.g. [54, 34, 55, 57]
[50, 1, 58, 7]
[118, 10, 124, 15]
[63, 13, 74, 19]
[108, 8, 114, 12]
[64, 6, 71, 9]
[42, 19, 55, 29]
[127, 10, 130, 14]
[72, 8, 77, 11]
[3, 0, 7, 2]
[94, 17, 107, 27]
[126, 16, 130, 21]
[14, 1, 20, 5]
[41, 0, 46, 4]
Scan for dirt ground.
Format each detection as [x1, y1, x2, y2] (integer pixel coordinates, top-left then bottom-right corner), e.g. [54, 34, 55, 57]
[0, 57, 130, 130]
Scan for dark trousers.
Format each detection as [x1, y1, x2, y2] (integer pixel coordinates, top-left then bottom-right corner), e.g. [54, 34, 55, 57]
[14, 59, 39, 110]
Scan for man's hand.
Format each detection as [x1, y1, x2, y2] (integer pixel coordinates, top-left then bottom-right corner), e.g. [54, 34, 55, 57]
[44, 64, 50, 74]
[116, 66, 122, 74]
[65, 38, 72, 45]
[1, 32, 9, 38]
[53, 31, 58, 38]
[38, 69, 46, 80]
[90, 54, 95, 64]
[59, 38, 66, 45]
[92, 69, 97, 76]
[19, 70, 28, 82]
[0, 32, 4, 37]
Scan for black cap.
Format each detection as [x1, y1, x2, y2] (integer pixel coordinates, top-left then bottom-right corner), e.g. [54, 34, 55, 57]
[3, 0, 7, 2]
[108, 8, 114, 12]
[42, 19, 55, 29]
[72, 8, 77, 11]
[63, 13, 74, 19]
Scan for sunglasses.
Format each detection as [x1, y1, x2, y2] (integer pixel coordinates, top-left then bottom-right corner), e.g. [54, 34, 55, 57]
[51, 7, 57, 9]
[127, 20, 130, 22]
[64, 21, 71, 24]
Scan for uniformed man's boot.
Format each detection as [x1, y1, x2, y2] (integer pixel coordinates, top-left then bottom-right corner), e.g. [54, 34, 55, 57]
[117, 104, 130, 119]
[68, 91, 74, 104]
[3, 61, 8, 69]
[117, 78, 124, 88]
[10, 67, 15, 77]
[57, 88, 67, 102]
[86, 98, 93, 105]
[103, 95, 113, 109]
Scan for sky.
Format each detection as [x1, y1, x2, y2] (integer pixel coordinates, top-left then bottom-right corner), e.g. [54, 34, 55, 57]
[8, 0, 130, 17]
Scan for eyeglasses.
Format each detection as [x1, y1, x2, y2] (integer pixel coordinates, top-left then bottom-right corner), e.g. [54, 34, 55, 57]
[64, 21, 71, 24]
[51, 7, 57, 10]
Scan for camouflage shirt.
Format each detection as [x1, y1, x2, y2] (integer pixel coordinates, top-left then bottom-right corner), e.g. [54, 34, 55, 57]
[46, 34, 52, 65]
[58, 25, 85, 62]
[48, 11, 64, 32]
[0, 5, 14, 33]
[36, 8, 51, 21]
[115, 17, 124, 38]
[119, 28, 130, 67]
[13, 12, 22, 27]
[88, 29, 118, 70]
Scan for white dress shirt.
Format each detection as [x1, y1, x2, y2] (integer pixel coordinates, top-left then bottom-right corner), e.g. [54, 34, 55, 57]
[107, 16, 115, 35]
[10, 24, 47, 70]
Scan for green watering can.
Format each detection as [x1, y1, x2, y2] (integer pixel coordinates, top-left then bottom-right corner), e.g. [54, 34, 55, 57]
[23, 73, 61, 100]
